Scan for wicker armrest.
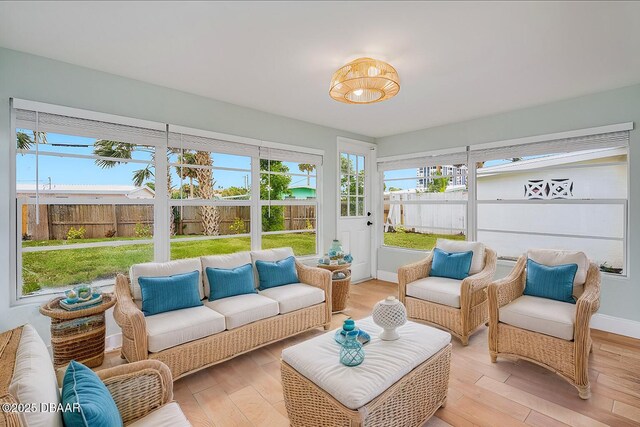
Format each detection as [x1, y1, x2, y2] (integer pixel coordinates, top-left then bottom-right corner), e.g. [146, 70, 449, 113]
[113, 274, 148, 361]
[98, 360, 173, 425]
[398, 252, 434, 303]
[576, 263, 601, 333]
[460, 248, 497, 308]
[488, 256, 526, 316]
[296, 261, 331, 295]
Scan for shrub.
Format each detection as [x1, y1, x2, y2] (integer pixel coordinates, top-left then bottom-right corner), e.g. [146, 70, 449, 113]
[105, 229, 117, 238]
[395, 225, 406, 234]
[229, 217, 246, 234]
[305, 218, 314, 230]
[134, 223, 152, 238]
[66, 226, 86, 240]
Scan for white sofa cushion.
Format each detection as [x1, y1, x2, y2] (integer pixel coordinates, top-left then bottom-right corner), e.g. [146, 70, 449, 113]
[406, 276, 461, 308]
[282, 317, 451, 410]
[205, 293, 279, 330]
[130, 258, 204, 301]
[128, 402, 190, 427]
[9, 324, 63, 427]
[250, 247, 295, 287]
[259, 283, 325, 314]
[201, 252, 252, 298]
[145, 306, 225, 353]
[436, 239, 485, 274]
[499, 295, 576, 341]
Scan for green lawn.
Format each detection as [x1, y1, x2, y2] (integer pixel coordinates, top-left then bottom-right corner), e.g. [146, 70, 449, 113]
[22, 231, 457, 295]
[383, 231, 465, 250]
[21, 233, 316, 294]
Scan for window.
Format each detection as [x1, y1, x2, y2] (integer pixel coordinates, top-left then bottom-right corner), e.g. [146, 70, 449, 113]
[340, 152, 365, 217]
[168, 132, 253, 260]
[378, 128, 630, 276]
[12, 102, 323, 298]
[260, 148, 321, 256]
[382, 160, 468, 251]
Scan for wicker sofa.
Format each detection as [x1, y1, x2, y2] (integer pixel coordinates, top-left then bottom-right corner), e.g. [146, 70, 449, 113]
[114, 247, 332, 379]
[398, 240, 497, 345]
[1, 325, 189, 427]
[488, 249, 601, 399]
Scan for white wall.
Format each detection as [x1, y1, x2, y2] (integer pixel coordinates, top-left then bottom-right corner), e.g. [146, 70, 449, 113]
[0, 47, 372, 342]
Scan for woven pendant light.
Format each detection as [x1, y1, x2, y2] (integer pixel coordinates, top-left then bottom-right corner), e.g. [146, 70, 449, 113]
[329, 57, 400, 104]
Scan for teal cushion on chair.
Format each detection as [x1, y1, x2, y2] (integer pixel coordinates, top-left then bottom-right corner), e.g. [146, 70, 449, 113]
[524, 258, 578, 303]
[206, 263, 257, 301]
[255, 256, 299, 290]
[138, 270, 203, 316]
[429, 248, 473, 280]
[62, 360, 123, 427]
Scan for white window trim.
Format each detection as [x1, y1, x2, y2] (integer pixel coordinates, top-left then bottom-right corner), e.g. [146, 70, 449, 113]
[377, 124, 632, 279]
[11, 99, 325, 303]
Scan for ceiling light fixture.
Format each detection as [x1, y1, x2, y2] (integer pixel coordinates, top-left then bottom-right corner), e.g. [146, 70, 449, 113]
[329, 57, 400, 104]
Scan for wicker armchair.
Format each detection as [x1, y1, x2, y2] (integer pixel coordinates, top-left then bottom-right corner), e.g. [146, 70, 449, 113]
[488, 255, 601, 399]
[398, 247, 497, 345]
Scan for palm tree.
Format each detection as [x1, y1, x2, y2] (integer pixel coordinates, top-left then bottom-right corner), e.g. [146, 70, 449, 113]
[192, 151, 220, 236]
[176, 152, 198, 199]
[298, 163, 315, 186]
[16, 131, 47, 150]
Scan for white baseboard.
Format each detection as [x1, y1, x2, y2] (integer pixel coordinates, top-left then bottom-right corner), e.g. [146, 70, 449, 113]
[376, 270, 640, 340]
[590, 314, 640, 340]
[376, 270, 398, 283]
[106, 333, 122, 352]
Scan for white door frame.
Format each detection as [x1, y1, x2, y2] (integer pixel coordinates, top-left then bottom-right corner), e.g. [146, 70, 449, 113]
[336, 137, 378, 280]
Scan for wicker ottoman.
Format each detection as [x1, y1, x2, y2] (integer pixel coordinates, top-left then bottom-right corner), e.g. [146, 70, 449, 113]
[281, 317, 451, 427]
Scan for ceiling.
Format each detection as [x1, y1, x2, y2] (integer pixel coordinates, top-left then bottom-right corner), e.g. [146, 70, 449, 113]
[1, 1, 640, 138]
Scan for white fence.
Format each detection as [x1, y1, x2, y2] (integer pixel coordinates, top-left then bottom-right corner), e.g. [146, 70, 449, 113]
[384, 191, 467, 235]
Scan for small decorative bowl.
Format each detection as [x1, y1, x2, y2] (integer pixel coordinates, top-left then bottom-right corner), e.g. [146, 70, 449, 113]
[64, 289, 79, 304]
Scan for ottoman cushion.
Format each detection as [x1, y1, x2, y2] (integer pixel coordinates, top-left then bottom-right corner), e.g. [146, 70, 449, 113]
[281, 317, 451, 410]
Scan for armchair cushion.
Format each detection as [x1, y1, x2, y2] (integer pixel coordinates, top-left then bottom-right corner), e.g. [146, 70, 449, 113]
[430, 248, 473, 280]
[499, 295, 575, 340]
[259, 283, 325, 314]
[436, 239, 485, 274]
[62, 360, 123, 427]
[524, 259, 577, 304]
[527, 249, 589, 287]
[145, 306, 225, 353]
[205, 293, 279, 330]
[139, 270, 203, 316]
[406, 277, 461, 308]
[127, 402, 190, 427]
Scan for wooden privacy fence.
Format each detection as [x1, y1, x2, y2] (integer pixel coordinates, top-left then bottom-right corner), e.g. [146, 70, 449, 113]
[24, 204, 316, 241]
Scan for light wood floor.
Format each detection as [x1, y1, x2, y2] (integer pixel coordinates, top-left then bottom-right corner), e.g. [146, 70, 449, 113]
[103, 279, 640, 426]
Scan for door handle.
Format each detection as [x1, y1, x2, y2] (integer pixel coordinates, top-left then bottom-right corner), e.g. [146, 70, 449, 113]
[366, 221, 373, 226]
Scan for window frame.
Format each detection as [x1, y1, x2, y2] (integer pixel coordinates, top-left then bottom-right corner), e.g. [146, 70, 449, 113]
[377, 124, 632, 278]
[10, 99, 324, 303]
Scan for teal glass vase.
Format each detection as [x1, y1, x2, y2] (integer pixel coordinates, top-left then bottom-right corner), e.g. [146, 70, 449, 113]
[340, 330, 365, 366]
[328, 239, 344, 258]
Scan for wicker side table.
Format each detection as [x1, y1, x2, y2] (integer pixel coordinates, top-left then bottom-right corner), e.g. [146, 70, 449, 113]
[39, 294, 116, 369]
[318, 263, 351, 313]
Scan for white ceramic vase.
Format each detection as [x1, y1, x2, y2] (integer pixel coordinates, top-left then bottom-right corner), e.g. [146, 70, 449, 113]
[371, 296, 407, 341]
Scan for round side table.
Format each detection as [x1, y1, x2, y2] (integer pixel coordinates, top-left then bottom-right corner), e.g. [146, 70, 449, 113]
[317, 263, 352, 313]
[39, 293, 116, 369]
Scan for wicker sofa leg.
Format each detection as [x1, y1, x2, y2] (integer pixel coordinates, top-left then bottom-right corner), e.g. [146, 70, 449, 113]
[577, 384, 591, 400]
[490, 352, 497, 363]
[460, 335, 469, 346]
[323, 323, 331, 331]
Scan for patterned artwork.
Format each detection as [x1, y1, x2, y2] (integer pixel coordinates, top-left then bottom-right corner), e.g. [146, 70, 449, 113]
[524, 179, 573, 199]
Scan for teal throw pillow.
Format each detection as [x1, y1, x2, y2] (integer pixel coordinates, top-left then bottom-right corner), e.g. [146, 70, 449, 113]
[524, 258, 578, 304]
[62, 360, 123, 427]
[255, 256, 299, 290]
[138, 270, 203, 316]
[206, 263, 257, 301]
[429, 247, 473, 280]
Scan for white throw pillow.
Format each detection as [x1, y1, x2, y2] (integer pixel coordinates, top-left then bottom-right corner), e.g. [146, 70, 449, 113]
[250, 247, 295, 287]
[129, 258, 203, 301]
[9, 325, 63, 427]
[435, 239, 486, 275]
[526, 249, 589, 286]
[201, 251, 252, 298]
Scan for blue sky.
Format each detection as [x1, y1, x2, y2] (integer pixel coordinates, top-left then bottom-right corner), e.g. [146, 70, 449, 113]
[16, 130, 315, 190]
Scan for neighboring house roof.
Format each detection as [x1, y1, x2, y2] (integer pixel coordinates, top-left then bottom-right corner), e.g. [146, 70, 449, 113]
[478, 147, 626, 176]
[16, 183, 155, 198]
[289, 185, 316, 190]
